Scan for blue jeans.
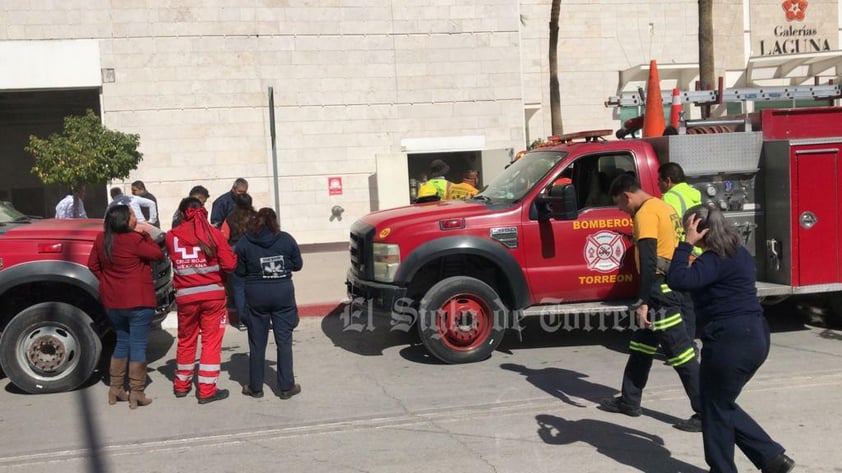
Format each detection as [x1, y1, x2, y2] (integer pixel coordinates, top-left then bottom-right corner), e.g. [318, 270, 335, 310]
[107, 307, 154, 362]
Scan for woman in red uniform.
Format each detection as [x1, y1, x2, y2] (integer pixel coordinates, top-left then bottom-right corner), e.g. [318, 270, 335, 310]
[167, 197, 237, 404]
[88, 205, 163, 409]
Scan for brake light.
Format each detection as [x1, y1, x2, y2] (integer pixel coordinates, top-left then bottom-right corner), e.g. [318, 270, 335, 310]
[38, 243, 63, 253]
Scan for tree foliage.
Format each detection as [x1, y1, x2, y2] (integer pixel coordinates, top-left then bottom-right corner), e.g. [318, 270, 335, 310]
[26, 109, 143, 188]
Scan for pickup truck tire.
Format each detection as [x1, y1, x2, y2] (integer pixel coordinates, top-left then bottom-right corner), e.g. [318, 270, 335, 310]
[0, 302, 102, 394]
[417, 276, 507, 364]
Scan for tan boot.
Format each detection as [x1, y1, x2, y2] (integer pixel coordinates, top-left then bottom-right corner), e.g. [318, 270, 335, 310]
[128, 361, 153, 409]
[108, 357, 129, 405]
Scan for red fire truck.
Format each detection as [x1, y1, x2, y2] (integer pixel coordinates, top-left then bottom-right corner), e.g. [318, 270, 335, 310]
[345, 106, 842, 364]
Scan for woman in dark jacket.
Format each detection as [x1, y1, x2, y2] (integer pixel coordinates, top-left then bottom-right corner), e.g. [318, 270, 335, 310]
[88, 205, 163, 408]
[667, 205, 794, 473]
[235, 207, 303, 399]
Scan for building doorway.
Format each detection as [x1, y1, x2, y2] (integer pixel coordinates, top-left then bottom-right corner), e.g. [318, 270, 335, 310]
[0, 88, 104, 217]
[407, 151, 483, 201]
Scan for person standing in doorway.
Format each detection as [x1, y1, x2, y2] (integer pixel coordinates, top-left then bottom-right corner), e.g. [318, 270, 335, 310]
[87, 205, 163, 408]
[210, 178, 249, 228]
[131, 181, 159, 227]
[599, 174, 702, 432]
[55, 185, 87, 219]
[426, 160, 452, 200]
[448, 169, 480, 200]
[667, 205, 795, 473]
[235, 207, 303, 399]
[167, 197, 237, 404]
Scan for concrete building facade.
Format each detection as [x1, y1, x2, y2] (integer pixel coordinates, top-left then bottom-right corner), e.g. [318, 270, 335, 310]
[1, 0, 840, 244]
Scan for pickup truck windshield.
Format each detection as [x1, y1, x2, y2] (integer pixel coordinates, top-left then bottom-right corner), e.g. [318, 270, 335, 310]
[0, 201, 27, 224]
[479, 151, 566, 202]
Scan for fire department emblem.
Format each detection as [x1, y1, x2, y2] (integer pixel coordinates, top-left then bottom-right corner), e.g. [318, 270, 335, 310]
[584, 231, 625, 273]
[782, 0, 807, 21]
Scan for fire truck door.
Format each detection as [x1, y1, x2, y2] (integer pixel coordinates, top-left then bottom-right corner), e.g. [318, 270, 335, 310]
[794, 148, 840, 285]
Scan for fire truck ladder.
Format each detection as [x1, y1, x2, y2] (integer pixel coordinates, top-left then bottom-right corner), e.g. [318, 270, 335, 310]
[605, 83, 842, 108]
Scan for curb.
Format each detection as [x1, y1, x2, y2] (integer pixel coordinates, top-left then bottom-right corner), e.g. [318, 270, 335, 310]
[159, 301, 347, 330]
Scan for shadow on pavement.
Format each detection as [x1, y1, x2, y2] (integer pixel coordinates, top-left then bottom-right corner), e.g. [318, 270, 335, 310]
[500, 363, 618, 407]
[321, 304, 416, 357]
[536, 414, 706, 472]
[497, 317, 630, 357]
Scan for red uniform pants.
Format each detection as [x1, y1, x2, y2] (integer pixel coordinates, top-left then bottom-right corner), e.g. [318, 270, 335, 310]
[174, 299, 227, 398]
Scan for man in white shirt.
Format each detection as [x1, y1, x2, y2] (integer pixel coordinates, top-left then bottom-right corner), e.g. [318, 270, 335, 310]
[55, 186, 87, 219]
[107, 187, 158, 225]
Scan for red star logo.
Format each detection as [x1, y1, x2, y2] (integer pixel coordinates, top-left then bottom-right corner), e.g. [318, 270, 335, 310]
[782, 0, 808, 21]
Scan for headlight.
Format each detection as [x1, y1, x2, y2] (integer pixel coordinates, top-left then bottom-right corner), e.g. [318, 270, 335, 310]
[372, 243, 400, 282]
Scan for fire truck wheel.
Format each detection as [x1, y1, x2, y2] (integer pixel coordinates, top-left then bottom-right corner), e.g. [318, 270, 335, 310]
[417, 276, 507, 364]
[0, 302, 102, 394]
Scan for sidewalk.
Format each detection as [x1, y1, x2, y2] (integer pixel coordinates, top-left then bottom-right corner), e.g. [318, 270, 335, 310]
[161, 249, 349, 329]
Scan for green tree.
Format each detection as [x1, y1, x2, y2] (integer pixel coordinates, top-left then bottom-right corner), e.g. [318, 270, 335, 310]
[26, 109, 143, 189]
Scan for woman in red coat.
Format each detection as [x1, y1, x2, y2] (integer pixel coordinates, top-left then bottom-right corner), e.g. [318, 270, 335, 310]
[88, 205, 163, 409]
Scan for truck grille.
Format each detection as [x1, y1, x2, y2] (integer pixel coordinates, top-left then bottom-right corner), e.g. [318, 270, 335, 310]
[349, 221, 375, 279]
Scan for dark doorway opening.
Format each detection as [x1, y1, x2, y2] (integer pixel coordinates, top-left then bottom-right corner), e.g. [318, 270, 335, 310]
[407, 151, 483, 201]
[0, 88, 104, 217]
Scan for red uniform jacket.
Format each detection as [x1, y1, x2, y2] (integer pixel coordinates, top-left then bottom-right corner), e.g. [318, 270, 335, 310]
[88, 231, 164, 309]
[166, 219, 237, 305]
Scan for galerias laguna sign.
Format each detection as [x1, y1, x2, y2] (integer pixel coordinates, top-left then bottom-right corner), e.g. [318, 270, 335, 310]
[759, 0, 832, 56]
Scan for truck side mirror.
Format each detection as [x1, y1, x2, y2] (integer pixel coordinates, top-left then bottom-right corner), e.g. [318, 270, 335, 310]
[536, 184, 578, 220]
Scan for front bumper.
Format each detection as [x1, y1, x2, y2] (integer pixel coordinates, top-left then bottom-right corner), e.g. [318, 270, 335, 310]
[345, 269, 407, 313]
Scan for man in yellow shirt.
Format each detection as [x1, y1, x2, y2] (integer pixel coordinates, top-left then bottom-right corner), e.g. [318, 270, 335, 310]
[599, 173, 702, 433]
[448, 169, 480, 200]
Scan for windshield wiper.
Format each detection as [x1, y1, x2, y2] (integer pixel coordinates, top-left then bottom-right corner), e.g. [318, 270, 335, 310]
[472, 195, 492, 202]
[13, 216, 31, 222]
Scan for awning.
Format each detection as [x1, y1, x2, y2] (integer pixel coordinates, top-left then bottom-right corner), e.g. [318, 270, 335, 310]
[617, 51, 842, 92]
[746, 50, 842, 86]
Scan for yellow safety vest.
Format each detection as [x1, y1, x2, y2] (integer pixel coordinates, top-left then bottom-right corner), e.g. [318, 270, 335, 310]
[663, 182, 701, 218]
[426, 178, 450, 200]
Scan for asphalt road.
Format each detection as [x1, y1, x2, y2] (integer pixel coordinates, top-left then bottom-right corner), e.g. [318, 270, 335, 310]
[0, 305, 840, 473]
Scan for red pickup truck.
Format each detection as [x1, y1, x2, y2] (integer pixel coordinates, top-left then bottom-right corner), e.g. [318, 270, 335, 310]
[346, 107, 842, 364]
[0, 201, 174, 393]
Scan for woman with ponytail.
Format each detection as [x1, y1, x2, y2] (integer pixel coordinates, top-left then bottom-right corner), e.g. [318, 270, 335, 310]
[88, 205, 163, 409]
[667, 205, 795, 473]
[166, 197, 237, 404]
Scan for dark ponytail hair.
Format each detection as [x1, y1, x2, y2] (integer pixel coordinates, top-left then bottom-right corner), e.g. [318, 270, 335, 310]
[179, 197, 217, 258]
[249, 207, 280, 235]
[683, 205, 742, 258]
[103, 205, 133, 262]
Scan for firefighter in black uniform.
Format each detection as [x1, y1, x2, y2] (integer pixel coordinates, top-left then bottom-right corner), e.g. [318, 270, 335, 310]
[599, 174, 702, 432]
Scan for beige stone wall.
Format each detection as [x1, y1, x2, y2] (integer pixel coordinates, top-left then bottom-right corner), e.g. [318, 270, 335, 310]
[2, 0, 526, 243]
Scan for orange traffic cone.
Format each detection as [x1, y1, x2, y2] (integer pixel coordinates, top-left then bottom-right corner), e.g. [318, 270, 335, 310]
[641, 60, 665, 137]
[669, 87, 682, 129]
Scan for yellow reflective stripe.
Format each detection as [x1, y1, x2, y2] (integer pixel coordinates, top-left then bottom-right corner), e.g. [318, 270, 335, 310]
[660, 284, 672, 293]
[652, 312, 682, 331]
[629, 341, 658, 355]
[668, 347, 696, 366]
